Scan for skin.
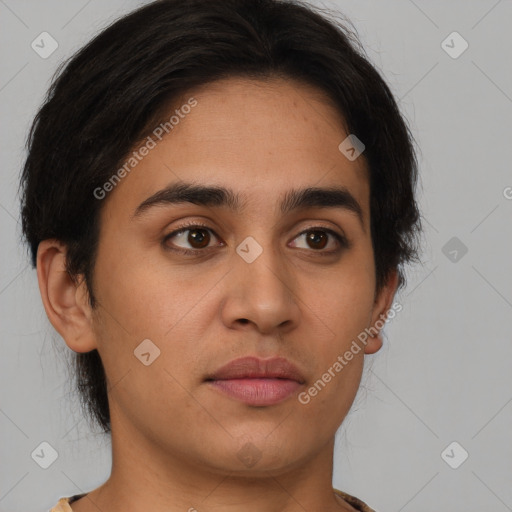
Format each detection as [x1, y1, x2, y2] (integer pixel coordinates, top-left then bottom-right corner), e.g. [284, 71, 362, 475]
[37, 77, 398, 512]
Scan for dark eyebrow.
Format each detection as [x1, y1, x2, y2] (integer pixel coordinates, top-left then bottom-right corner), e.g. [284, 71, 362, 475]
[132, 182, 365, 231]
[280, 186, 365, 231]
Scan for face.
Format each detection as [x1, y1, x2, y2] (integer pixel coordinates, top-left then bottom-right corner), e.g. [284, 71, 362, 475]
[50, 77, 396, 476]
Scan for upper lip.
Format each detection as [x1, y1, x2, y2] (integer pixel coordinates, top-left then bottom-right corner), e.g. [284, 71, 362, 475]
[206, 356, 305, 384]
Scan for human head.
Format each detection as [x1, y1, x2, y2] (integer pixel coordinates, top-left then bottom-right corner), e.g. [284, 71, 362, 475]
[19, 0, 422, 438]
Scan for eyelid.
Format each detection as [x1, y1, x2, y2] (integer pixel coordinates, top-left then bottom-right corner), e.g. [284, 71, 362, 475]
[162, 221, 222, 254]
[162, 221, 350, 254]
[292, 225, 350, 251]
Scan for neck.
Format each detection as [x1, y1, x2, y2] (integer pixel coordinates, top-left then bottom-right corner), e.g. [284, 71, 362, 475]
[81, 414, 352, 512]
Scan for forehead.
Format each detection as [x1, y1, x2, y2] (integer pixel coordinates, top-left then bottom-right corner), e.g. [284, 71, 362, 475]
[101, 76, 370, 226]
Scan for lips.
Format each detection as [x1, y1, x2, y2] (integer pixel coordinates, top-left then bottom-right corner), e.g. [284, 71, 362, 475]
[206, 356, 305, 382]
[205, 356, 305, 406]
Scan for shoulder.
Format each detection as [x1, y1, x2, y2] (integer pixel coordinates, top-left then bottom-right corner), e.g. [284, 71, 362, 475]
[333, 488, 378, 512]
[48, 497, 73, 512]
[48, 493, 87, 512]
[50, 491, 373, 511]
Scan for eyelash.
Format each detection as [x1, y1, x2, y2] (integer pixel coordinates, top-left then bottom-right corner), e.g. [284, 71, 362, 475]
[162, 221, 350, 256]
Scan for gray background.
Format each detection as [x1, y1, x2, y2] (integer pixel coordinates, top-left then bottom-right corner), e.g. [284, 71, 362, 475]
[1, 1, 511, 511]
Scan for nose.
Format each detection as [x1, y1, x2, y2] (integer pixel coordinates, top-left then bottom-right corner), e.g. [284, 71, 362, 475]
[219, 239, 301, 336]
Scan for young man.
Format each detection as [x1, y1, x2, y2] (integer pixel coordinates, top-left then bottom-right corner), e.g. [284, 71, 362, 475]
[19, 1, 422, 511]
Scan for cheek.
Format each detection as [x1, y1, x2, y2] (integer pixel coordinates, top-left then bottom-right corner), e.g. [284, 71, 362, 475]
[297, 271, 372, 424]
[301, 251, 375, 340]
[297, 249, 375, 407]
[93, 239, 210, 337]
[91, 252, 220, 398]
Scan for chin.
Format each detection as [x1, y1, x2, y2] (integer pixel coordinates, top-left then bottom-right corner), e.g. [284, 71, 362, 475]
[193, 435, 315, 477]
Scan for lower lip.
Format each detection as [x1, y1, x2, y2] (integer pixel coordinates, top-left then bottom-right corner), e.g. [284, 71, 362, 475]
[207, 378, 302, 406]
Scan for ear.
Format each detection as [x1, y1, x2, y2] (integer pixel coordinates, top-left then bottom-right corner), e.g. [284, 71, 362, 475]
[364, 268, 400, 355]
[36, 239, 98, 353]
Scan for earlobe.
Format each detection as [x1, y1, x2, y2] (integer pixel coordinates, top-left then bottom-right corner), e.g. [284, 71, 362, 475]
[36, 239, 98, 353]
[363, 332, 383, 355]
[364, 268, 400, 355]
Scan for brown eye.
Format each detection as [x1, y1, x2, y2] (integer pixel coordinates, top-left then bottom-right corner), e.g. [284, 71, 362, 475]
[187, 228, 210, 249]
[164, 225, 220, 253]
[291, 227, 347, 253]
[304, 230, 328, 250]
